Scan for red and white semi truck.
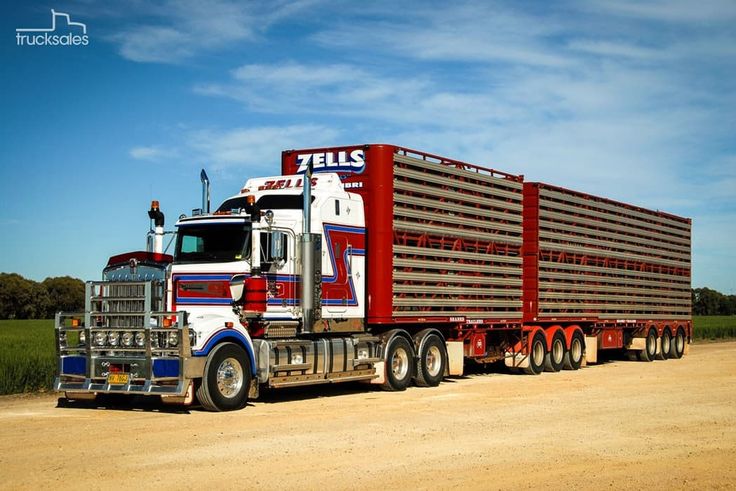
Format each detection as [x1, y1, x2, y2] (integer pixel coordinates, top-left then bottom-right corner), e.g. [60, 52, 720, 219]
[55, 144, 692, 411]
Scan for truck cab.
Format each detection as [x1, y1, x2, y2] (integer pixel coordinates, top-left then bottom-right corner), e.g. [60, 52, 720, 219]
[56, 172, 379, 411]
[173, 172, 365, 331]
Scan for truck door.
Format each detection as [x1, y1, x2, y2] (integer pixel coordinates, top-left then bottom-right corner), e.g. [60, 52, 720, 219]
[260, 230, 296, 313]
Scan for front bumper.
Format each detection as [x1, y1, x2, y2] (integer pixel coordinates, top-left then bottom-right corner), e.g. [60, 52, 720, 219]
[55, 311, 205, 397]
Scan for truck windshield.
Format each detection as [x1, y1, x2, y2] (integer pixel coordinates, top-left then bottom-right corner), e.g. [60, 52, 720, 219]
[174, 223, 251, 263]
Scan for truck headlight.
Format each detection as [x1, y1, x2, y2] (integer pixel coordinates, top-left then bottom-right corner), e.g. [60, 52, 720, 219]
[78, 330, 86, 346]
[94, 331, 107, 347]
[135, 332, 146, 347]
[121, 331, 134, 347]
[108, 331, 120, 347]
[167, 331, 179, 347]
[59, 332, 67, 348]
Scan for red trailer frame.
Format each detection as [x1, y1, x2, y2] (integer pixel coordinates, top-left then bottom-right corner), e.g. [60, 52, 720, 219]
[283, 144, 692, 365]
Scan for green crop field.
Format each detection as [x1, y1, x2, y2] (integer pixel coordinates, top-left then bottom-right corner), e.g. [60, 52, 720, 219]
[0, 319, 56, 395]
[693, 316, 736, 341]
[0, 316, 735, 396]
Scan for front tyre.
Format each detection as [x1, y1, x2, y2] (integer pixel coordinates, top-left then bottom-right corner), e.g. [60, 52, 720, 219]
[197, 342, 252, 412]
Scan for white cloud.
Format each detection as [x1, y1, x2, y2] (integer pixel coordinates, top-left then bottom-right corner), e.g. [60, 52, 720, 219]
[109, 0, 321, 63]
[584, 0, 736, 23]
[129, 145, 176, 161]
[312, 3, 571, 67]
[566, 40, 661, 60]
[187, 124, 340, 173]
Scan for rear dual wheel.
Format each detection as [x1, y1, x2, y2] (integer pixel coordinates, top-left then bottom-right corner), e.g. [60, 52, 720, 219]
[563, 331, 585, 370]
[381, 336, 415, 391]
[672, 328, 686, 359]
[544, 331, 566, 372]
[657, 330, 672, 360]
[637, 328, 658, 362]
[523, 331, 547, 375]
[415, 334, 447, 387]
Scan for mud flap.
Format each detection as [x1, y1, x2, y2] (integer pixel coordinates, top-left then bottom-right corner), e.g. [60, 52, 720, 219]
[584, 336, 598, 365]
[368, 361, 386, 385]
[446, 341, 464, 376]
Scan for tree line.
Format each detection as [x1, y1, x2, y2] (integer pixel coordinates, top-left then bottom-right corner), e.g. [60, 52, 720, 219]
[0, 272, 734, 319]
[0, 273, 85, 319]
[692, 288, 736, 316]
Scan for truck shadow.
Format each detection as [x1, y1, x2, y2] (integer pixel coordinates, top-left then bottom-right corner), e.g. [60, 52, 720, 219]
[56, 394, 193, 414]
[55, 352, 634, 412]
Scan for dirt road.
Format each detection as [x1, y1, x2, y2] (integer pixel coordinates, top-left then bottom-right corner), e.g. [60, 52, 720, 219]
[1, 342, 735, 490]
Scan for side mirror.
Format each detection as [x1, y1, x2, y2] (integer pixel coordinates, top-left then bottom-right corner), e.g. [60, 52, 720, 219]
[270, 231, 285, 262]
[229, 274, 246, 302]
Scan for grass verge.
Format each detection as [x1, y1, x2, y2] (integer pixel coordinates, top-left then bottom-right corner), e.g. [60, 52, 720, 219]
[0, 316, 735, 396]
[0, 319, 55, 395]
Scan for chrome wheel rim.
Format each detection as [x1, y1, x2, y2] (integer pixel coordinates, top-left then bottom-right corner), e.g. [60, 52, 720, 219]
[647, 333, 657, 356]
[216, 357, 243, 398]
[662, 334, 671, 354]
[676, 333, 685, 353]
[571, 338, 583, 363]
[532, 340, 545, 366]
[552, 339, 564, 364]
[425, 345, 442, 377]
[391, 347, 409, 380]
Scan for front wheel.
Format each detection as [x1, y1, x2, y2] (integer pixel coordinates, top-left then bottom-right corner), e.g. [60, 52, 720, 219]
[197, 342, 252, 411]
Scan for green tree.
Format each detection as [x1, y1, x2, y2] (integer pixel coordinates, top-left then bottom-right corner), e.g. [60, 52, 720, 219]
[0, 273, 49, 319]
[42, 276, 85, 316]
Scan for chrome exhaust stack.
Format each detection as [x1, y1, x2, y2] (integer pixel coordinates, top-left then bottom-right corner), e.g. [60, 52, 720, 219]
[300, 165, 322, 333]
[200, 169, 210, 214]
[147, 200, 165, 254]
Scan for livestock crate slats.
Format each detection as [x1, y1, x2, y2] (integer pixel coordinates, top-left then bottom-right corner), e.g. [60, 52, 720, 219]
[527, 182, 691, 321]
[393, 152, 524, 317]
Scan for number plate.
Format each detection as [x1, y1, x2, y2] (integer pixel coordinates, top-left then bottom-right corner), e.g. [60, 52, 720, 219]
[107, 373, 129, 385]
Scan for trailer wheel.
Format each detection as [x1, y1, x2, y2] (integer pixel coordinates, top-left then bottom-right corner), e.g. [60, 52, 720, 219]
[672, 328, 686, 359]
[544, 331, 566, 372]
[638, 329, 657, 362]
[657, 330, 672, 360]
[563, 331, 585, 370]
[523, 331, 546, 375]
[196, 342, 251, 411]
[381, 336, 415, 391]
[415, 334, 447, 387]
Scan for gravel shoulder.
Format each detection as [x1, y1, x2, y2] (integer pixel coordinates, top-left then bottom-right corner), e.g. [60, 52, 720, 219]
[1, 342, 735, 490]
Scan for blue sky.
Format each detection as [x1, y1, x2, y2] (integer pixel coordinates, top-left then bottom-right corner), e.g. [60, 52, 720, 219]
[1, 0, 734, 293]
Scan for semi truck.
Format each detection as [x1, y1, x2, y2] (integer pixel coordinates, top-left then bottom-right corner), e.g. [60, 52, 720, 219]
[55, 144, 692, 411]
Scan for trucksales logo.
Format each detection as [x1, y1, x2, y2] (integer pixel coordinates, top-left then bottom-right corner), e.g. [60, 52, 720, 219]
[16, 9, 89, 47]
[296, 149, 365, 174]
